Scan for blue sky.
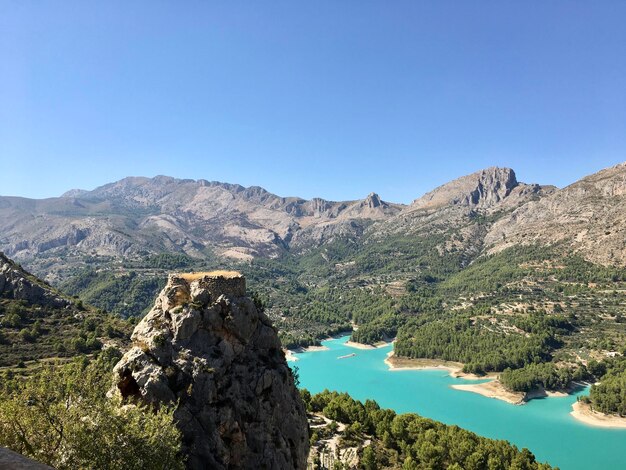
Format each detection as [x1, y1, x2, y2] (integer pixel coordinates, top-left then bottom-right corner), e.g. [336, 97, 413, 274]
[1, 1, 625, 203]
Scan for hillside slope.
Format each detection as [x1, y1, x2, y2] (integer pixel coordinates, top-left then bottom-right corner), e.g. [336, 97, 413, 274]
[0, 252, 130, 367]
[0, 177, 402, 281]
[486, 162, 626, 265]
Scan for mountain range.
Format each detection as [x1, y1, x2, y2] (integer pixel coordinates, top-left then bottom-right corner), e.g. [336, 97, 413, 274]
[0, 176, 400, 280]
[3, 162, 626, 285]
[3, 161, 626, 470]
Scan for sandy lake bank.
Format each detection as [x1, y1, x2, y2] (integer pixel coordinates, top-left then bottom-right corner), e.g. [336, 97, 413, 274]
[571, 401, 626, 429]
[344, 340, 389, 350]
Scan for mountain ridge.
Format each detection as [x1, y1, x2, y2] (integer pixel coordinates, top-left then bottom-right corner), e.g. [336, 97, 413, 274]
[485, 161, 626, 264]
[0, 175, 407, 280]
[0, 166, 539, 277]
[2, 162, 626, 290]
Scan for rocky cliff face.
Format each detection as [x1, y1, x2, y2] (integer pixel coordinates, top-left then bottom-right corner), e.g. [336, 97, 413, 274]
[485, 162, 626, 265]
[111, 271, 309, 469]
[364, 168, 555, 261]
[0, 252, 70, 308]
[409, 167, 551, 212]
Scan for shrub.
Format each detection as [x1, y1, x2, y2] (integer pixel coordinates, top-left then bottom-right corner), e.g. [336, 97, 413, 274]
[0, 356, 183, 470]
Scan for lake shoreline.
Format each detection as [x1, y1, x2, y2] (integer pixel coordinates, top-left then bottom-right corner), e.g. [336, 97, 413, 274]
[385, 351, 582, 405]
[286, 332, 384, 358]
[286, 331, 356, 353]
[571, 401, 626, 429]
[284, 349, 298, 362]
[289, 341, 619, 429]
[451, 377, 582, 406]
[284, 344, 330, 362]
[344, 340, 389, 350]
[451, 381, 526, 405]
[292, 333, 626, 469]
[384, 351, 494, 380]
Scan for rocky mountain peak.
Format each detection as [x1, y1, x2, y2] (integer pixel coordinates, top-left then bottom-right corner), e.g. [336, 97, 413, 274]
[111, 271, 309, 469]
[365, 192, 382, 208]
[411, 167, 519, 211]
[485, 160, 626, 265]
[60, 188, 88, 198]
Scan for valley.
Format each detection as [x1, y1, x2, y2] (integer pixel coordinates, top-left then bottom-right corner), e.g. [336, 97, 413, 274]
[4, 162, 626, 468]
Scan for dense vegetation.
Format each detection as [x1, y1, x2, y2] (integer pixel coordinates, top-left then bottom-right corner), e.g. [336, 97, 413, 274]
[304, 389, 553, 469]
[51, 221, 626, 397]
[0, 349, 182, 469]
[500, 363, 584, 393]
[0, 297, 130, 367]
[61, 268, 166, 318]
[395, 313, 561, 375]
[586, 355, 626, 415]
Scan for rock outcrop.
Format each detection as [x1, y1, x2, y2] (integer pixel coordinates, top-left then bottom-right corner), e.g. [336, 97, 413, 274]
[365, 168, 555, 261]
[0, 252, 70, 308]
[485, 162, 626, 265]
[409, 167, 542, 211]
[111, 271, 309, 469]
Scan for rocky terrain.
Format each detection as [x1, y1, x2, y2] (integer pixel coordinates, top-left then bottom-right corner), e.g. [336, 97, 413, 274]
[0, 176, 402, 281]
[409, 166, 552, 212]
[0, 252, 130, 366]
[0, 252, 71, 309]
[0, 446, 53, 469]
[485, 162, 626, 265]
[111, 271, 309, 469]
[364, 167, 556, 264]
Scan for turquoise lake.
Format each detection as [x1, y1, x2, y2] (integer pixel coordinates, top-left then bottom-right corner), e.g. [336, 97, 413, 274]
[290, 335, 626, 470]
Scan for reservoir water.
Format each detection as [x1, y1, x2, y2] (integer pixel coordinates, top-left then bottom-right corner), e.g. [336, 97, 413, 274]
[290, 335, 626, 470]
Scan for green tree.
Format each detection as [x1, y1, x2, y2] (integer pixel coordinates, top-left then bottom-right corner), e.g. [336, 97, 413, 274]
[0, 353, 183, 470]
[361, 445, 377, 470]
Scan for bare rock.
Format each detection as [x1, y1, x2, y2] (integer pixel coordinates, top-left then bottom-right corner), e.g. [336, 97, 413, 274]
[112, 271, 309, 470]
[410, 167, 520, 211]
[0, 447, 53, 469]
[0, 252, 70, 308]
[485, 162, 626, 265]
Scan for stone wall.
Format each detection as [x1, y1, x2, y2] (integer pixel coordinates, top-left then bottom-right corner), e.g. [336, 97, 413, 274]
[168, 272, 246, 304]
[194, 275, 246, 298]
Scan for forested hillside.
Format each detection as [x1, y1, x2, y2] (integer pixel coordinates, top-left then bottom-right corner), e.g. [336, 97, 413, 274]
[303, 389, 553, 469]
[0, 253, 131, 367]
[7, 163, 626, 405]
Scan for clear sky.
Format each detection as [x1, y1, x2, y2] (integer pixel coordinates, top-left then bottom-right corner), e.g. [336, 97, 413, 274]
[1, 1, 625, 203]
